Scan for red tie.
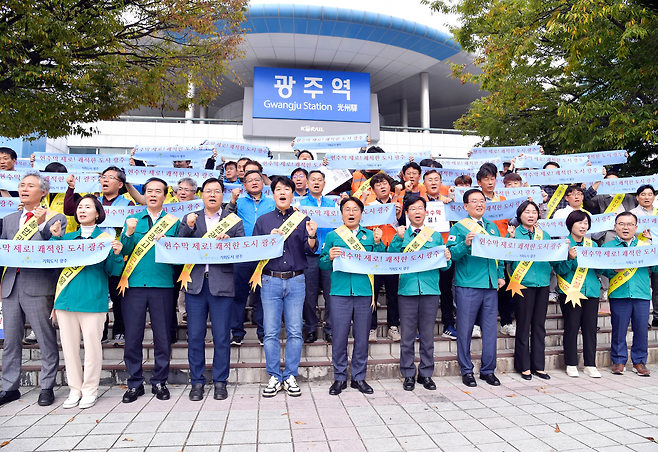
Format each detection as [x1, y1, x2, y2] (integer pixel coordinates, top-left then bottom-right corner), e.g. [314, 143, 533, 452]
[17, 212, 36, 273]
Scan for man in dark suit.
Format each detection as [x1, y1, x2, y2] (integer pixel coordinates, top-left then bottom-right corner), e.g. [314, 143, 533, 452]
[178, 178, 245, 401]
[0, 172, 67, 406]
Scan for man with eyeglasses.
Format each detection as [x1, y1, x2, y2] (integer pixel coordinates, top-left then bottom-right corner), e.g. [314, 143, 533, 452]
[630, 185, 658, 327]
[446, 189, 505, 388]
[174, 177, 198, 202]
[225, 170, 275, 345]
[291, 168, 309, 197]
[600, 211, 658, 377]
[178, 178, 245, 401]
[119, 177, 181, 403]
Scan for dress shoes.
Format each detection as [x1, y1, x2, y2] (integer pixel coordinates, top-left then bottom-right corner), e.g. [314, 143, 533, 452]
[122, 385, 145, 403]
[402, 377, 416, 391]
[325, 334, 332, 344]
[350, 380, 374, 394]
[152, 383, 170, 400]
[189, 383, 204, 401]
[0, 390, 21, 407]
[532, 371, 550, 380]
[480, 373, 501, 386]
[417, 376, 436, 390]
[329, 380, 347, 395]
[304, 331, 317, 343]
[462, 373, 477, 387]
[214, 382, 228, 400]
[37, 389, 55, 406]
[521, 372, 532, 380]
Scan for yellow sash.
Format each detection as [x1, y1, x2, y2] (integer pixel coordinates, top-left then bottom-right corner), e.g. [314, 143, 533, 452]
[507, 228, 543, 297]
[557, 237, 593, 307]
[249, 211, 306, 290]
[335, 224, 376, 309]
[353, 170, 385, 198]
[546, 185, 568, 219]
[403, 226, 434, 253]
[117, 213, 179, 295]
[608, 240, 650, 296]
[178, 213, 242, 291]
[55, 232, 114, 300]
[604, 194, 625, 214]
[458, 217, 498, 268]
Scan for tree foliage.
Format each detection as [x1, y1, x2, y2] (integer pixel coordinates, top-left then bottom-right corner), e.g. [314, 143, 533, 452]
[0, 0, 247, 139]
[424, 0, 658, 174]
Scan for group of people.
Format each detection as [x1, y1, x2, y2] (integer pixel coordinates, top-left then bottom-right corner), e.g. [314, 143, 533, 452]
[0, 144, 655, 409]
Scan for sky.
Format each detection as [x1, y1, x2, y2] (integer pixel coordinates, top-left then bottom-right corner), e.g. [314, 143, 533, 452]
[261, 0, 460, 35]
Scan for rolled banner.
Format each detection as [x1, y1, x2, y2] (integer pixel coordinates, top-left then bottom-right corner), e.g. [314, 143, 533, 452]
[424, 201, 451, 233]
[15, 158, 33, 169]
[637, 215, 658, 231]
[361, 203, 397, 227]
[444, 197, 527, 222]
[202, 140, 270, 159]
[596, 174, 658, 195]
[124, 167, 223, 186]
[0, 170, 101, 193]
[0, 197, 21, 218]
[324, 152, 408, 170]
[32, 153, 131, 172]
[575, 244, 658, 269]
[537, 213, 616, 237]
[0, 239, 114, 268]
[454, 186, 543, 204]
[434, 157, 502, 170]
[297, 203, 396, 228]
[515, 154, 589, 169]
[470, 145, 542, 159]
[132, 150, 213, 166]
[433, 168, 478, 184]
[103, 200, 206, 228]
[518, 166, 604, 185]
[155, 234, 284, 265]
[293, 134, 369, 150]
[333, 247, 447, 275]
[582, 150, 627, 166]
[471, 234, 569, 262]
[260, 159, 321, 176]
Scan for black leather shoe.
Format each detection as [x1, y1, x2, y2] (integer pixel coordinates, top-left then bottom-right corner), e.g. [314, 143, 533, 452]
[152, 383, 170, 400]
[189, 383, 204, 401]
[122, 385, 145, 403]
[521, 372, 532, 380]
[0, 390, 20, 406]
[37, 389, 54, 406]
[214, 382, 228, 400]
[462, 373, 477, 387]
[350, 380, 374, 394]
[329, 380, 347, 395]
[480, 373, 501, 386]
[304, 331, 317, 343]
[402, 377, 415, 391]
[532, 371, 551, 380]
[325, 334, 332, 344]
[417, 376, 436, 390]
[652, 318, 658, 328]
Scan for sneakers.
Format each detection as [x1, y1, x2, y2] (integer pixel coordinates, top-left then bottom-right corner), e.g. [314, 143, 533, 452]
[113, 333, 125, 347]
[283, 376, 302, 397]
[500, 323, 516, 337]
[231, 336, 243, 346]
[262, 376, 282, 398]
[442, 325, 458, 340]
[633, 363, 651, 377]
[79, 396, 97, 409]
[258, 335, 264, 346]
[62, 394, 81, 409]
[369, 329, 378, 342]
[387, 326, 401, 342]
[583, 366, 601, 378]
[566, 366, 579, 377]
[472, 325, 482, 338]
[611, 363, 625, 374]
[22, 331, 37, 345]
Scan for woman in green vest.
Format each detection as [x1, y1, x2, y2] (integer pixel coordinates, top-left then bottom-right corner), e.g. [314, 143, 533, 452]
[50, 194, 124, 409]
[552, 210, 602, 378]
[507, 200, 552, 381]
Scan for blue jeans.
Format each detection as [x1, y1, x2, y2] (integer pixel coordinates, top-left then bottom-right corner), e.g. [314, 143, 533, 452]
[186, 278, 232, 385]
[610, 297, 650, 365]
[260, 273, 305, 381]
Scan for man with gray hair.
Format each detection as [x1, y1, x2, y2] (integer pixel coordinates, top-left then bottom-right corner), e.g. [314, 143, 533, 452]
[176, 177, 198, 202]
[0, 172, 67, 407]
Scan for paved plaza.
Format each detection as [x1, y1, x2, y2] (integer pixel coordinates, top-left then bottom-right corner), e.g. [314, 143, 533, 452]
[1, 365, 658, 452]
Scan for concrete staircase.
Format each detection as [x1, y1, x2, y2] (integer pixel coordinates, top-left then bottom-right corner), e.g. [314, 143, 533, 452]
[3, 292, 658, 387]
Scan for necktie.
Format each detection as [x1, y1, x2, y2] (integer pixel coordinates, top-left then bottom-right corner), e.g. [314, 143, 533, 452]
[17, 212, 36, 273]
[621, 241, 628, 247]
[477, 220, 484, 229]
[414, 228, 421, 234]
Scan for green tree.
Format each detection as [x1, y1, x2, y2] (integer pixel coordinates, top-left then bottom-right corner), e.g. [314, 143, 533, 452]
[424, 0, 658, 174]
[0, 0, 247, 139]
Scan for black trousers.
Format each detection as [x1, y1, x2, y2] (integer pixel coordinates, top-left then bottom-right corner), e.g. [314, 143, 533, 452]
[303, 255, 333, 335]
[498, 271, 515, 326]
[438, 264, 456, 327]
[513, 286, 549, 372]
[370, 274, 399, 329]
[559, 294, 599, 367]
